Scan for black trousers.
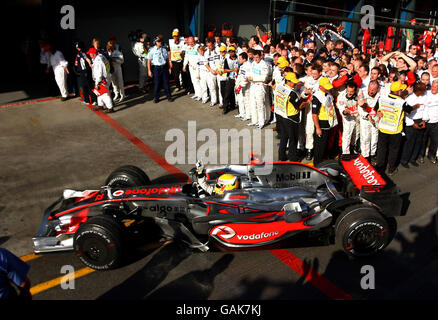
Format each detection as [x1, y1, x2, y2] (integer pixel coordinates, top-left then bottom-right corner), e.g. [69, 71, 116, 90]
[420, 122, 438, 159]
[400, 125, 425, 164]
[376, 131, 403, 171]
[170, 61, 183, 89]
[313, 129, 331, 166]
[223, 78, 236, 111]
[278, 117, 300, 161]
[77, 73, 97, 104]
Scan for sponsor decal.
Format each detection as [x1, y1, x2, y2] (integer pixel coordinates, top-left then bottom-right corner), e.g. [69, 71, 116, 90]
[341, 155, 386, 187]
[113, 185, 182, 197]
[211, 225, 280, 242]
[211, 226, 236, 239]
[276, 171, 311, 182]
[113, 190, 124, 197]
[352, 158, 380, 185]
[236, 231, 279, 241]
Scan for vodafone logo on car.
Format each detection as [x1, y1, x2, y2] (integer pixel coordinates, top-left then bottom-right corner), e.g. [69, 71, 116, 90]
[113, 190, 124, 197]
[211, 226, 236, 239]
[352, 158, 379, 185]
[211, 225, 281, 243]
[342, 155, 386, 188]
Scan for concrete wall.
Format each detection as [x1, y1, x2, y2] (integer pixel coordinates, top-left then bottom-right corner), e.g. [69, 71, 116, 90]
[75, 2, 182, 83]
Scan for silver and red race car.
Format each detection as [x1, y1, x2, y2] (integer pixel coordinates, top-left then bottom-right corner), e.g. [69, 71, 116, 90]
[33, 154, 405, 270]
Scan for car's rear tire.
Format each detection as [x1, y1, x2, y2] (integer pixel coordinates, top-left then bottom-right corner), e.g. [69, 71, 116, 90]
[335, 205, 390, 257]
[105, 165, 151, 188]
[74, 215, 125, 270]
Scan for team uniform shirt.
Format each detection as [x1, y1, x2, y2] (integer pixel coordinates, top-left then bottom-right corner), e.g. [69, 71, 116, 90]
[235, 61, 251, 89]
[183, 44, 200, 69]
[91, 53, 111, 85]
[132, 41, 148, 60]
[214, 42, 226, 54]
[312, 90, 337, 129]
[225, 57, 239, 79]
[358, 88, 380, 119]
[205, 48, 220, 71]
[108, 49, 124, 67]
[250, 59, 270, 83]
[272, 66, 284, 86]
[404, 92, 428, 126]
[48, 50, 68, 70]
[337, 90, 359, 119]
[196, 55, 209, 73]
[424, 91, 438, 124]
[74, 51, 90, 73]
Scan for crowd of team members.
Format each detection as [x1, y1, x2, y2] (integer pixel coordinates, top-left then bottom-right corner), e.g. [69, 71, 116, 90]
[153, 30, 438, 175]
[43, 27, 438, 175]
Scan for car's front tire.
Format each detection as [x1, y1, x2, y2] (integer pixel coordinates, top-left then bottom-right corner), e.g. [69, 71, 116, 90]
[335, 205, 391, 257]
[74, 215, 125, 270]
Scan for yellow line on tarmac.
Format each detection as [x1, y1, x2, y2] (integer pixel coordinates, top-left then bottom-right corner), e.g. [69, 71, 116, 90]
[30, 267, 95, 296]
[29, 240, 170, 296]
[20, 253, 42, 262]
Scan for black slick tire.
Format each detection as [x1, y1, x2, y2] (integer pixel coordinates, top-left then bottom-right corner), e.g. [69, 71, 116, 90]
[105, 165, 150, 188]
[335, 205, 390, 257]
[74, 215, 125, 270]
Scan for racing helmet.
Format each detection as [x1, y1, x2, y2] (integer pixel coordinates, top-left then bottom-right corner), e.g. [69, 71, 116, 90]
[214, 174, 239, 195]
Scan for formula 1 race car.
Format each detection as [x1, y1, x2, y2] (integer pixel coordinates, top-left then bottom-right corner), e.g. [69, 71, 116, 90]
[33, 154, 405, 270]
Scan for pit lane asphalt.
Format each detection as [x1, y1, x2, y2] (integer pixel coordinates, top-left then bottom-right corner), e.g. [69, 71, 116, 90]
[1, 86, 438, 300]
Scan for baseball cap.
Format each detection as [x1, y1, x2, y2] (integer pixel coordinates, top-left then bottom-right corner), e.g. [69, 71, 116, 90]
[277, 57, 289, 68]
[319, 77, 333, 90]
[87, 47, 97, 55]
[219, 45, 227, 52]
[172, 29, 179, 37]
[285, 72, 299, 84]
[390, 81, 407, 92]
[227, 46, 236, 51]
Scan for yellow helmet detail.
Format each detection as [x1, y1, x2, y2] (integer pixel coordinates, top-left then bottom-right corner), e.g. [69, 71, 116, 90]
[214, 174, 239, 195]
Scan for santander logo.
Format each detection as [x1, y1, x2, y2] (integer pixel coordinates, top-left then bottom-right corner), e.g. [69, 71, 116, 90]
[353, 158, 379, 185]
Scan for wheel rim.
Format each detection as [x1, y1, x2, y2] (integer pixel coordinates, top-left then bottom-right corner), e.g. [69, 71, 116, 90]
[82, 238, 109, 265]
[347, 224, 384, 255]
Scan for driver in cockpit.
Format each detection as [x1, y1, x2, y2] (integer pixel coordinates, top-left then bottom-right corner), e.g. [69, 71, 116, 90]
[194, 160, 240, 197]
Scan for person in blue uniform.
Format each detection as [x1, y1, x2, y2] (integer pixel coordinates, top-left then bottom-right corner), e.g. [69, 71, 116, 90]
[147, 37, 173, 103]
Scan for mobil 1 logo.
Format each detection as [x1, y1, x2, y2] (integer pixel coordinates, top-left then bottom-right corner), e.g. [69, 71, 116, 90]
[276, 171, 311, 182]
